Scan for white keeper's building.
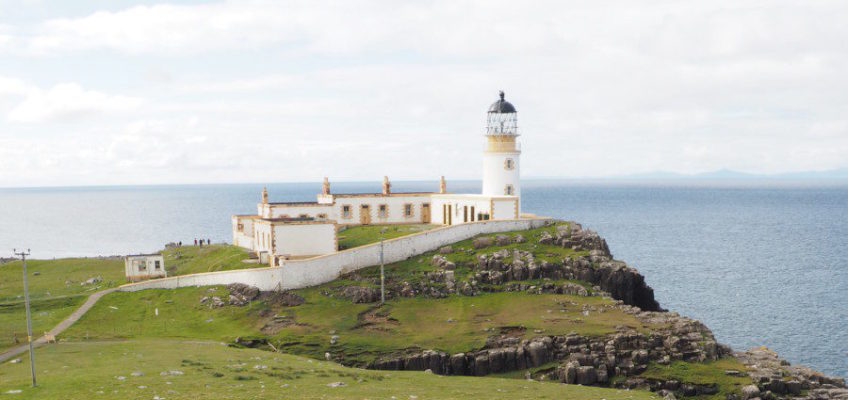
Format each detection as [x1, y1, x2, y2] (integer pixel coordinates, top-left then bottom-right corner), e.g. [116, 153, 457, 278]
[232, 92, 527, 266]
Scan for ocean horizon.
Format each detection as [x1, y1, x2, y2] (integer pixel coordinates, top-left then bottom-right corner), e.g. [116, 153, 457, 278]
[1, 180, 846, 379]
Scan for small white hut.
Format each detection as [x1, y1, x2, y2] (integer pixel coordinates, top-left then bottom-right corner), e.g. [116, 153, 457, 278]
[124, 253, 166, 282]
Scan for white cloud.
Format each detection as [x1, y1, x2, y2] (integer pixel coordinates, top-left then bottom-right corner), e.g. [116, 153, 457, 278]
[0, 1, 847, 186]
[0, 75, 31, 96]
[7, 82, 143, 123]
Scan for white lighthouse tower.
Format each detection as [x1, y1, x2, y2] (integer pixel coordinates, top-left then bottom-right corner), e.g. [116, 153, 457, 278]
[482, 91, 521, 209]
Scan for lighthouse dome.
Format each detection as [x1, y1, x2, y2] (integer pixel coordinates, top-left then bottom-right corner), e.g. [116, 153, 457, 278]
[488, 91, 516, 113]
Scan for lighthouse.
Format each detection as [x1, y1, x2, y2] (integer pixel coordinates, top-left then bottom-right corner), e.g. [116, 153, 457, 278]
[482, 91, 521, 210]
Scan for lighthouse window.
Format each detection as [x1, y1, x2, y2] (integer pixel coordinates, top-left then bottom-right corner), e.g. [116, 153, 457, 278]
[505, 184, 514, 195]
[403, 203, 414, 218]
[504, 158, 515, 170]
[378, 204, 388, 218]
[342, 205, 352, 219]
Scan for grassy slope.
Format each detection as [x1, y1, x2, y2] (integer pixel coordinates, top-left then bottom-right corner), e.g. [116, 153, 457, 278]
[1, 224, 744, 398]
[337, 224, 437, 250]
[274, 289, 648, 365]
[641, 359, 751, 400]
[0, 258, 124, 303]
[0, 245, 252, 352]
[0, 339, 657, 400]
[160, 244, 252, 276]
[0, 257, 123, 352]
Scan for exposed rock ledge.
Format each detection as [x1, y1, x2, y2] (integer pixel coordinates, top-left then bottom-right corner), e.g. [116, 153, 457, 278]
[370, 303, 728, 382]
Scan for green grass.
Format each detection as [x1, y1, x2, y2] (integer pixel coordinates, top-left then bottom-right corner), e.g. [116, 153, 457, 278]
[0, 296, 87, 352]
[161, 244, 253, 276]
[641, 358, 751, 399]
[0, 257, 124, 303]
[61, 284, 651, 368]
[0, 245, 254, 352]
[0, 339, 658, 400]
[0, 257, 124, 352]
[337, 224, 437, 250]
[60, 286, 262, 342]
[273, 289, 650, 366]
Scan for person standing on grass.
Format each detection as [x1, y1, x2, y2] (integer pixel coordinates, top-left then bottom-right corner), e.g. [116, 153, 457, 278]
[194, 238, 198, 246]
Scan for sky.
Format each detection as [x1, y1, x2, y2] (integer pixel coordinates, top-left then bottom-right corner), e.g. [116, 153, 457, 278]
[0, 0, 846, 187]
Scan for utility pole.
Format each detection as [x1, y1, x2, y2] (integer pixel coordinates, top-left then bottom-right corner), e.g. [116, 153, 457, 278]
[13, 248, 36, 387]
[379, 228, 386, 305]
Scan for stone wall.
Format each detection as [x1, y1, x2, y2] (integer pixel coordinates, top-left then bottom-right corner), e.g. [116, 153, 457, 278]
[118, 217, 552, 293]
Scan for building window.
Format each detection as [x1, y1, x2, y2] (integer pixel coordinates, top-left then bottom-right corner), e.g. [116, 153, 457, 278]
[136, 260, 146, 271]
[298, 213, 309, 219]
[505, 184, 514, 195]
[154, 260, 161, 270]
[317, 213, 328, 220]
[237, 223, 244, 232]
[504, 158, 515, 170]
[404, 204, 413, 218]
[342, 205, 351, 219]
[378, 204, 388, 218]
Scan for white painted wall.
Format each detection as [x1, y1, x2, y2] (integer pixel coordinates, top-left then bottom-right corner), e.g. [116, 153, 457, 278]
[273, 223, 336, 257]
[254, 221, 273, 253]
[482, 146, 521, 214]
[124, 254, 166, 282]
[232, 216, 256, 249]
[267, 203, 332, 219]
[492, 198, 519, 220]
[119, 217, 551, 292]
[330, 195, 432, 225]
[431, 195, 493, 225]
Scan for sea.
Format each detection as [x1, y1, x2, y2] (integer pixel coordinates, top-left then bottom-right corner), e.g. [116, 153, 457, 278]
[0, 180, 846, 379]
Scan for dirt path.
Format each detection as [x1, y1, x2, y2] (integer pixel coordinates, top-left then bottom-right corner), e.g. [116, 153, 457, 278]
[0, 288, 117, 363]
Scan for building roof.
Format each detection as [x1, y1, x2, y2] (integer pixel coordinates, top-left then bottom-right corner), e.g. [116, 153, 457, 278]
[268, 201, 324, 206]
[330, 191, 435, 198]
[488, 91, 516, 113]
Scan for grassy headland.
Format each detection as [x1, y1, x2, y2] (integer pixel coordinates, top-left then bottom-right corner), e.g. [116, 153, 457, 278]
[337, 224, 437, 250]
[0, 339, 657, 399]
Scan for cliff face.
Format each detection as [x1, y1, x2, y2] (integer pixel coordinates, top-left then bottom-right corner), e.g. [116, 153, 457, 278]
[405, 222, 663, 311]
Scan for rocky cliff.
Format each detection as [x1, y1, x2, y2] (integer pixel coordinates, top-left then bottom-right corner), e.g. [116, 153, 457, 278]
[233, 220, 847, 399]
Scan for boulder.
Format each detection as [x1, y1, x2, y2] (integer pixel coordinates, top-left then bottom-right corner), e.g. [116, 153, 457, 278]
[450, 353, 466, 375]
[575, 366, 597, 385]
[514, 234, 526, 244]
[526, 337, 551, 367]
[439, 246, 454, 254]
[539, 231, 554, 245]
[474, 353, 489, 376]
[564, 361, 579, 384]
[340, 286, 379, 303]
[81, 276, 102, 286]
[473, 237, 493, 249]
[741, 384, 760, 400]
[495, 235, 511, 246]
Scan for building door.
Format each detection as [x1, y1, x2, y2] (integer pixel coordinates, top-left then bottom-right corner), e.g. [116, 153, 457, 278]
[463, 206, 468, 223]
[447, 205, 452, 225]
[422, 203, 431, 223]
[360, 204, 371, 225]
[471, 206, 475, 221]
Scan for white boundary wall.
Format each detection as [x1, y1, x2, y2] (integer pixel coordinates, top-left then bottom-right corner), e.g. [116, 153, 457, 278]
[119, 217, 552, 293]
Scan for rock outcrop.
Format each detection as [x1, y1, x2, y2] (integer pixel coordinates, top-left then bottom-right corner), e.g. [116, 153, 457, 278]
[735, 347, 847, 399]
[370, 302, 727, 382]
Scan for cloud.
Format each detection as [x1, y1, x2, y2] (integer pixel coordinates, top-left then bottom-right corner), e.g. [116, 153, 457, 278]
[6, 82, 143, 123]
[0, 75, 31, 96]
[0, 1, 847, 186]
